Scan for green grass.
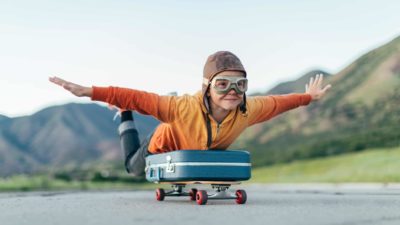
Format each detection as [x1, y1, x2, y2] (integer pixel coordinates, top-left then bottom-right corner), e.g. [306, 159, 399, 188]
[0, 174, 166, 192]
[251, 146, 400, 183]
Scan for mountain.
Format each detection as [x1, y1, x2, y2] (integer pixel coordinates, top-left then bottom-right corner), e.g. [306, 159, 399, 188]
[0, 115, 10, 122]
[0, 103, 159, 176]
[233, 35, 400, 166]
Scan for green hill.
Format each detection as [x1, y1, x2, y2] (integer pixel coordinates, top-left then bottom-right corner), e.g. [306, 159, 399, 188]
[234, 35, 400, 167]
[251, 146, 400, 183]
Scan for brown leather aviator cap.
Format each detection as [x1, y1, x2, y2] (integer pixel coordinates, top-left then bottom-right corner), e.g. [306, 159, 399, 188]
[202, 51, 247, 95]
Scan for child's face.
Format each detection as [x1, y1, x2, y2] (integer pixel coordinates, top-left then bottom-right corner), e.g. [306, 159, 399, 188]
[208, 71, 246, 111]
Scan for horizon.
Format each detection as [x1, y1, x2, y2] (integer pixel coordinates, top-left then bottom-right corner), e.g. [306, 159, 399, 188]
[1, 0, 400, 117]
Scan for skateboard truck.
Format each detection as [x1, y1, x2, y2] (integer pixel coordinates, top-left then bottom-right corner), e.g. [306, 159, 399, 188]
[155, 182, 247, 205]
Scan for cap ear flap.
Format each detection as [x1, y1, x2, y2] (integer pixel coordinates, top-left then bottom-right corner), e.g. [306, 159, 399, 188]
[240, 93, 247, 115]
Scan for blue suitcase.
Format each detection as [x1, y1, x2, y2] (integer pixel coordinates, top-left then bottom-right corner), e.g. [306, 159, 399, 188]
[145, 150, 251, 182]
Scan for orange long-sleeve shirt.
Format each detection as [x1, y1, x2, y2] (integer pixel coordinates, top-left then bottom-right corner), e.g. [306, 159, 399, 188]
[91, 87, 312, 154]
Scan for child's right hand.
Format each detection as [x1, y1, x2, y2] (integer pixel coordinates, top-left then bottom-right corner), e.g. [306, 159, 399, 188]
[305, 74, 331, 101]
[49, 76, 93, 97]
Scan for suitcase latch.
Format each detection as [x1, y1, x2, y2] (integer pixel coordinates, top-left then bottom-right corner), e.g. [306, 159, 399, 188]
[166, 156, 175, 173]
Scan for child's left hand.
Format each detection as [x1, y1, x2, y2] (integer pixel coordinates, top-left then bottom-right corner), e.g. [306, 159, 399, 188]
[305, 74, 332, 101]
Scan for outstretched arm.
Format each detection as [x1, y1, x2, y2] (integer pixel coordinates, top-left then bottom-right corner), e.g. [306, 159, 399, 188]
[247, 74, 332, 125]
[49, 76, 93, 97]
[305, 74, 332, 101]
[49, 76, 179, 123]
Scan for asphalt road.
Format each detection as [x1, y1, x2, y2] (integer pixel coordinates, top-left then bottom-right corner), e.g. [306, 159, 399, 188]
[1, 184, 400, 225]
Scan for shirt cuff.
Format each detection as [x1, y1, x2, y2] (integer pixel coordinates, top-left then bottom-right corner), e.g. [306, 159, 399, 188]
[302, 94, 312, 105]
[91, 86, 110, 102]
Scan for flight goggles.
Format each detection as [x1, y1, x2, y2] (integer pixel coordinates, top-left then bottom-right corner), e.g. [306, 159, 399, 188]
[204, 76, 248, 94]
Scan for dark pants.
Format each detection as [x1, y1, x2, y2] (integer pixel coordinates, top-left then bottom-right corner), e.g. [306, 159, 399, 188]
[119, 119, 153, 176]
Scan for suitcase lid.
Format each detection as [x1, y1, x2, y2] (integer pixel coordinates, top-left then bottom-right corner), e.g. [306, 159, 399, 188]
[146, 150, 250, 164]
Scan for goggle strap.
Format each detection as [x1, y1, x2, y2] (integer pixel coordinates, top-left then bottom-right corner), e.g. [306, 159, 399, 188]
[203, 78, 210, 86]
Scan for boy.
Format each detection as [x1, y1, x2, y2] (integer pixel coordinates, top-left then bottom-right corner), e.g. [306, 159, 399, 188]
[49, 51, 331, 176]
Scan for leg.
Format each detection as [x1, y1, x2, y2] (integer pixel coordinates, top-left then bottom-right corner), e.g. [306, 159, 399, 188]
[118, 111, 141, 173]
[125, 132, 153, 176]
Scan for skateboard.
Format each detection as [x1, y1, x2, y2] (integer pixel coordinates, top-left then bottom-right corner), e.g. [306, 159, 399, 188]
[154, 181, 247, 205]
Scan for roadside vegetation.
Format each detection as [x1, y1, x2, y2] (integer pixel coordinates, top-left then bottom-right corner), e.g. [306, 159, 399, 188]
[1, 146, 399, 192]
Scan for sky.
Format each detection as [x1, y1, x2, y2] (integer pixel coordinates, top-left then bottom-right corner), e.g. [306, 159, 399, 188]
[1, 0, 399, 117]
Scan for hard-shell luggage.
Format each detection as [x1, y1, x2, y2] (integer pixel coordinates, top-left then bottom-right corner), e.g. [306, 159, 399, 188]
[145, 150, 251, 182]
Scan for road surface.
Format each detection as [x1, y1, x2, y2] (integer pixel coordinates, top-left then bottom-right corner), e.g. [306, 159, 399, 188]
[1, 184, 400, 225]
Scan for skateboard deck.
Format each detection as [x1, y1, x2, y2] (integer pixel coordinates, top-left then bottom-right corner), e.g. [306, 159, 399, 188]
[159, 181, 241, 185]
